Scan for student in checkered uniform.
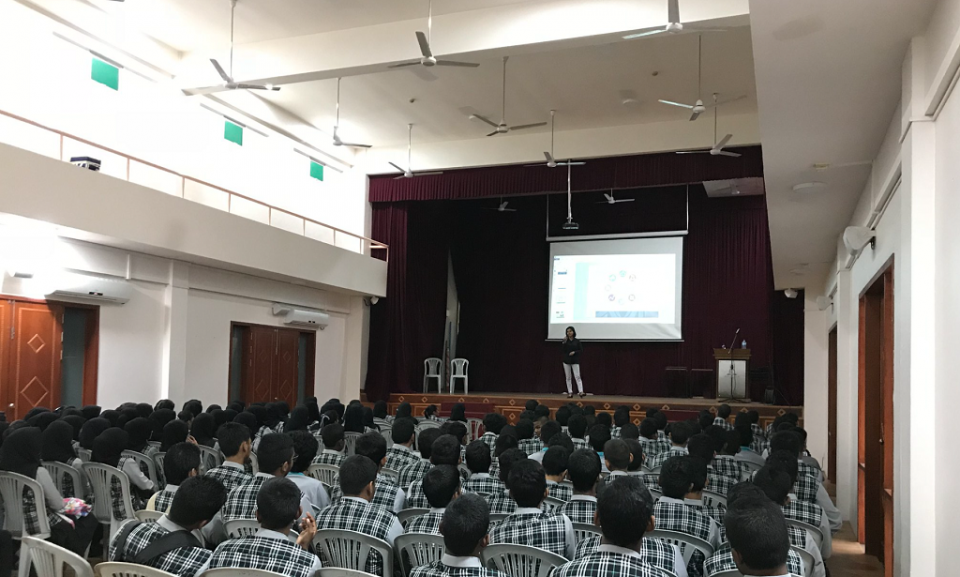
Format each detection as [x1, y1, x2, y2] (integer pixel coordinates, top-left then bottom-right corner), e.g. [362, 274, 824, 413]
[714, 487, 797, 577]
[148, 442, 200, 514]
[410, 493, 510, 577]
[480, 413, 507, 457]
[710, 430, 745, 481]
[624, 439, 648, 477]
[712, 405, 734, 431]
[331, 431, 404, 512]
[646, 421, 692, 470]
[197, 477, 322, 577]
[558, 449, 602, 525]
[399, 427, 443, 488]
[687, 434, 740, 497]
[315, 455, 403, 576]
[567, 415, 591, 451]
[386, 418, 421, 471]
[462, 440, 505, 496]
[489, 459, 576, 559]
[486, 448, 527, 515]
[489, 429, 520, 479]
[767, 432, 841, 534]
[517, 419, 543, 455]
[761, 455, 832, 559]
[599, 439, 633, 487]
[653, 457, 721, 577]
[311, 423, 348, 467]
[543, 445, 574, 502]
[734, 424, 766, 469]
[553, 476, 677, 577]
[639, 419, 671, 459]
[407, 434, 461, 508]
[205, 422, 254, 492]
[92, 427, 150, 528]
[287, 430, 331, 512]
[405, 465, 461, 535]
[610, 406, 631, 439]
[110, 476, 226, 577]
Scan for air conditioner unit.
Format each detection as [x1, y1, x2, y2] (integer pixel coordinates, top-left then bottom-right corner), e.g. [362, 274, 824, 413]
[48, 275, 133, 305]
[272, 304, 329, 330]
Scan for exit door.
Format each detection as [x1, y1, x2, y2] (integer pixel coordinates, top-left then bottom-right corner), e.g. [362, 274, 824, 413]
[0, 300, 63, 420]
[231, 323, 315, 407]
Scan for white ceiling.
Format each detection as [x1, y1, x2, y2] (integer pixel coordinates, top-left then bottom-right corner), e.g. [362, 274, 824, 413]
[749, 0, 937, 290]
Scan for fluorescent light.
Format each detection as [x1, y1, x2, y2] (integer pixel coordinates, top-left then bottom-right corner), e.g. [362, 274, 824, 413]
[792, 182, 827, 193]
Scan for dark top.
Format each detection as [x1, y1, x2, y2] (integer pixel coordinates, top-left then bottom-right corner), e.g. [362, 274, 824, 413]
[562, 337, 583, 364]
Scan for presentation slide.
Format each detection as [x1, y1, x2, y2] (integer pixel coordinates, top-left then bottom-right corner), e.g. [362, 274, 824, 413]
[548, 237, 684, 341]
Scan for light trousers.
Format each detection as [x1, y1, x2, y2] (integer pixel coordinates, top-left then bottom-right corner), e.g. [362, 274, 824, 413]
[563, 363, 584, 394]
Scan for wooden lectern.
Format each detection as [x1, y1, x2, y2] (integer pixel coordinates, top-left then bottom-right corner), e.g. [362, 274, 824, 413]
[714, 348, 751, 401]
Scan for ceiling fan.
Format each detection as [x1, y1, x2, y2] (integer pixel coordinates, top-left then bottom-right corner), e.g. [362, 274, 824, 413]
[597, 192, 635, 205]
[482, 199, 518, 212]
[332, 78, 371, 149]
[526, 110, 586, 168]
[470, 57, 548, 136]
[659, 36, 744, 121]
[389, 0, 480, 71]
[389, 124, 443, 179]
[185, 0, 280, 95]
[623, 0, 727, 39]
[676, 94, 741, 158]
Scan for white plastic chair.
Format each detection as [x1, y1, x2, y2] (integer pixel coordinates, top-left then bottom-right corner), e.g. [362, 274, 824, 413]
[344, 432, 362, 456]
[146, 441, 161, 451]
[395, 532, 445, 577]
[306, 463, 340, 487]
[151, 452, 166, 484]
[647, 529, 715, 565]
[702, 490, 727, 509]
[19, 536, 94, 577]
[541, 496, 564, 513]
[42, 461, 84, 499]
[318, 569, 379, 577]
[467, 418, 484, 442]
[738, 460, 763, 480]
[0, 471, 52, 540]
[225, 518, 263, 539]
[786, 519, 824, 549]
[198, 445, 224, 473]
[480, 543, 568, 577]
[77, 448, 92, 463]
[572, 522, 602, 543]
[94, 562, 179, 577]
[201, 569, 287, 577]
[313, 529, 395, 577]
[379, 426, 393, 448]
[791, 544, 815, 577]
[82, 462, 135, 541]
[134, 510, 163, 523]
[396, 508, 429, 526]
[248, 451, 260, 474]
[379, 468, 399, 483]
[423, 358, 444, 393]
[450, 358, 469, 394]
[121, 450, 159, 487]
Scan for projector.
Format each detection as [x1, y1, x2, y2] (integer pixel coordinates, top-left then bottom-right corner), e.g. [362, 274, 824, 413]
[561, 221, 580, 231]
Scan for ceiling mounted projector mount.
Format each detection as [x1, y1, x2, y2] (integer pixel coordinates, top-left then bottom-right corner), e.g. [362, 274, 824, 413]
[389, 0, 480, 71]
[470, 57, 548, 136]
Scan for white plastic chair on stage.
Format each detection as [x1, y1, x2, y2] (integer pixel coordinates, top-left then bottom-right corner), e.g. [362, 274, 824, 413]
[423, 358, 443, 393]
[450, 359, 469, 394]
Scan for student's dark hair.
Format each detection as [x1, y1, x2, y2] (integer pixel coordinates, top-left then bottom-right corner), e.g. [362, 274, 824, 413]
[534, 405, 551, 420]
[216, 422, 251, 458]
[515, 419, 535, 441]
[288, 430, 319, 473]
[424, 404, 438, 419]
[493, 432, 519, 457]
[597, 475, 654, 547]
[582, 405, 595, 416]
[439, 420, 467, 445]
[669, 421, 693, 445]
[555, 406, 572, 426]
[449, 403, 467, 422]
[613, 406, 630, 427]
[542, 446, 569, 477]
[524, 400, 539, 412]
[765, 450, 800, 486]
[482, 413, 507, 435]
[257, 477, 303, 530]
[163, 442, 201, 486]
[497, 448, 528, 485]
[587, 424, 611, 453]
[653, 411, 668, 430]
[620, 423, 640, 440]
[784, 412, 799, 425]
[769, 431, 803, 458]
[339, 455, 379, 495]
[440, 493, 490, 556]
[734, 412, 751, 428]
[725, 498, 790, 572]
[603, 439, 631, 470]
[567, 415, 588, 439]
[735, 424, 754, 447]
[596, 412, 613, 429]
[639, 419, 659, 439]
[721, 430, 742, 455]
[391, 418, 416, 445]
[373, 400, 388, 419]
[792, 427, 808, 444]
[567, 449, 602, 491]
[686, 433, 716, 462]
[354, 431, 388, 467]
[168, 476, 226, 527]
[547, 432, 574, 454]
[753, 466, 793, 505]
[659, 456, 706, 498]
[465, 440, 492, 473]
[624, 439, 645, 472]
[718, 404, 732, 419]
[703, 425, 727, 451]
[775, 422, 795, 433]
[417, 428, 443, 460]
[423, 465, 460, 508]
[177, 410, 193, 423]
[748, 410, 761, 424]
[155, 399, 175, 412]
[257, 433, 295, 474]
[508, 459, 547, 507]
[183, 400, 203, 417]
[727, 481, 767, 508]
[395, 402, 412, 420]
[539, 421, 561, 444]
[321, 423, 345, 449]
[431, 434, 461, 466]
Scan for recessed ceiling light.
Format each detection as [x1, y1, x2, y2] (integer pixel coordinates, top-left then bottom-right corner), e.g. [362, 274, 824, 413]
[792, 182, 827, 193]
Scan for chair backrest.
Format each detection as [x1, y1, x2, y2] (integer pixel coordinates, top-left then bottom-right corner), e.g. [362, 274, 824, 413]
[42, 461, 83, 499]
[94, 562, 179, 577]
[0, 471, 51, 539]
[647, 529, 715, 565]
[572, 522, 602, 543]
[702, 490, 727, 509]
[77, 448, 92, 463]
[317, 569, 380, 577]
[306, 463, 340, 486]
[121, 450, 159, 487]
[248, 451, 260, 474]
[396, 508, 429, 526]
[197, 445, 224, 473]
[416, 420, 441, 431]
[424, 358, 443, 376]
[151, 452, 166, 480]
[225, 518, 263, 539]
[791, 544, 815, 577]
[709, 571, 743, 577]
[20, 536, 94, 577]
[786, 519, 824, 549]
[480, 543, 568, 577]
[379, 426, 393, 448]
[313, 529, 395, 577]
[82, 462, 135, 525]
[489, 513, 509, 524]
[541, 496, 565, 513]
[134, 510, 163, 523]
[450, 359, 469, 376]
[648, 487, 663, 501]
[379, 467, 399, 483]
[394, 532, 445, 577]
[147, 441, 161, 451]
[466, 418, 484, 442]
[201, 569, 287, 577]
[344, 432, 362, 456]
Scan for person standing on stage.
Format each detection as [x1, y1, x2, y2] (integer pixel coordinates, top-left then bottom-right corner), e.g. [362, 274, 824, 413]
[562, 326, 585, 399]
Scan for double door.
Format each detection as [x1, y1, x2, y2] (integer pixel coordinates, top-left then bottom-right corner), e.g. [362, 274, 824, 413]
[0, 300, 64, 421]
[234, 324, 315, 407]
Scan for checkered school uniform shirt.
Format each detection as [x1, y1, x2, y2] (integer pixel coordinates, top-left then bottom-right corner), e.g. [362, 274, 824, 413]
[558, 495, 597, 525]
[646, 447, 688, 470]
[632, 473, 661, 495]
[118, 455, 149, 511]
[519, 438, 544, 455]
[479, 432, 498, 456]
[410, 557, 510, 577]
[222, 474, 271, 522]
[793, 470, 821, 503]
[315, 497, 398, 576]
[152, 485, 177, 514]
[640, 438, 672, 459]
[203, 530, 320, 577]
[712, 417, 734, 431]
[710, 456, 743, 481]
[705, 472, 736, 496]
[552, 544, 669, 577]
[110, 517, 212, 577]
[486, 490, 518, 515]
[312, 449, 347, 467]
[489, 508, 572, 559]
[331, 473, 402, 512]
[386, 445, 421, 471]
[653, 497, 719, 577]
[398, 459, 433, 489]
[547, 481, 574, 502]
[404, 509, 445, 534]
[205, 462, 253, 493]
[572, 438, 590, 451]
[783, 499, 823, 528]
[685, 498, 726, 528]
[574, 536, 679, 577]
[461, 473, 504, 497]
[21, 485, 64, 536]
[705, 543, 804, 577]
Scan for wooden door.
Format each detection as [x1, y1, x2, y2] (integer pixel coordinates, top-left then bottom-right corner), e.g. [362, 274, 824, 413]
[250, 326, 278, 405]
[880, 269, 894, 577]
[7, 301, 63, 420]
[238, 325, 311, 406]
[828, 327, 838, 483]
[275, 330, 299, 408]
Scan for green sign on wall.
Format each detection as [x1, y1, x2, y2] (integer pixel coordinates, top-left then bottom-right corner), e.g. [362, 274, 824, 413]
[310, 161, 324, 181]
[91, 58, 119, 91]
[224, 121, 243, 146]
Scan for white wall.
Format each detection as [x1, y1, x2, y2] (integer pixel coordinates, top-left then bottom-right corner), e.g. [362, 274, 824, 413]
[802, 291, 828, 473]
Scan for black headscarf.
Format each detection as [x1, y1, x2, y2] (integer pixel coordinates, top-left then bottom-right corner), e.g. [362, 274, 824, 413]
[42, 420, 76, 463]
[0, 422, 10, 449]
[396, 402, 412, 420]
[149, 409, 176, 442]
[116, 408, 139, 429]
[450, 403, 467, 422]
[62, 415, 86, 441]
[227, 401, 244, 413]
[363, 407, 377, 431]
[222, 409, 238, 426]
[154, 400, 175, 412]
[100, 410, 120, 427]
[81, 405, 101, 420]
[125, 417, 153, 452]
[205, 404, 222, 414]
[62, 408, 84, 418]
[373, 400, 388, 419]
[276, 401, 290, 421]
[161, 419, 190, 452]
[233, 412, 258, 438]
[306, 398, 321, 424]
[135, 403, 153, 419]
[285, 406, 311, 432]
[93, 428, 128, 468]
[343, 404, 364, 433]
[264, 404, 281, 429]
[24, 407, 50, 421]
[248, 406, 267, 431]
[212, 409, 228, 433]
[190, 413, 216, 447]
[79, 418, 111, 450]
[0, 427, 42, 478]
[27, 412, 59, 432]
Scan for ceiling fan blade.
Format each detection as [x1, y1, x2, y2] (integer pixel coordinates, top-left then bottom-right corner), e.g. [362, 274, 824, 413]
[394, 175, 406, 180]
[676, 150, 710, 155]
[435, 60, 480, 68]
[614, 199, 637, 203]
[470, 114, 500, 128]
[236, 84, 279, 91]
[716, 150, 742, 157]
[706, 94, 747, 108]
[659, 99, 695, 110]
[182, 85, 230, 96]
[604, 193, 614, 202]
[388, 61, 422, 69]
[623, 29, 665, 39]
[667, 0, 680, 24]
[544, 151, 555, 163]
[340, 141, 373, 149]
[416, 31, 434, 59]
[715, 134, 733, 149]
[501, 209, 518, 212]
[210, 59, 232, 83]
[486, 130, 502, 137]
[413, 171, 444, 177]
[388, 162, 405, 173]
[557, 161, 586, 166]
[683, 26, 728, 33]
[689, 110, 702, 121]
[510, 122, 548, 131]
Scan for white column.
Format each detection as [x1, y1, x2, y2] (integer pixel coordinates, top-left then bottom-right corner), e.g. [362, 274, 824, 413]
[802, 290, 828, 474]
[341, 295, 367, 401]
[833, 269, 859, 528]
[160, 261, 190, 403]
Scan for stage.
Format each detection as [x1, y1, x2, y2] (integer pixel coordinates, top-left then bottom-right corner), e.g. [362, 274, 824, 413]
[366, 392, 803, 429]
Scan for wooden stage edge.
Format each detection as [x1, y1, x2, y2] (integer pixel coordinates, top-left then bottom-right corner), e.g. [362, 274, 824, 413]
[364, 392, 803, 429]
